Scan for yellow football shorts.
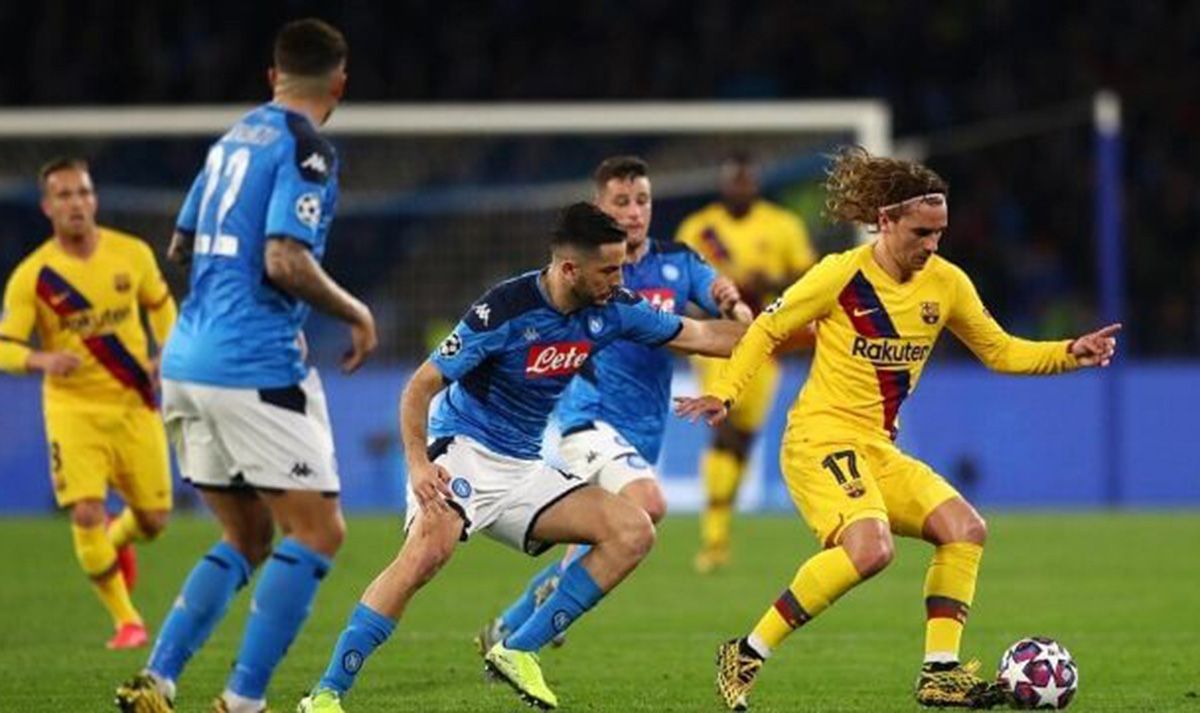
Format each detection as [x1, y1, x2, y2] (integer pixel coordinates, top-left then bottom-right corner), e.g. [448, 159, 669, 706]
[44, 405, 172, 510]
[693, 354, 781, 433]
[780, 426, 960, 546]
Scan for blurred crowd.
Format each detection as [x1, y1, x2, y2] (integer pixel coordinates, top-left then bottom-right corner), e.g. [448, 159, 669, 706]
[1, 1, 1196, 354]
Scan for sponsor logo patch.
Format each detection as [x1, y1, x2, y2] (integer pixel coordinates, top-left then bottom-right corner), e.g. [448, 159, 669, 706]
[639, 288, 677, 313]
[525, 341, 591, 378]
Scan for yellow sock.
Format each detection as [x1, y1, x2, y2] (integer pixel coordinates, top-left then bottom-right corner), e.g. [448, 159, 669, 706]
[749, 545, 862, 654]
[700, 449, 742, 550]
[72, 523, 141, 627]
[923, 542, 983, 662]
[106, 508, 147, 549]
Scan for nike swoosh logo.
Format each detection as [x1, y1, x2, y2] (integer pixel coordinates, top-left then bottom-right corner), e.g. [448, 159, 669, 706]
[50, 292, 69, 306]
[853, 308, 878, 317]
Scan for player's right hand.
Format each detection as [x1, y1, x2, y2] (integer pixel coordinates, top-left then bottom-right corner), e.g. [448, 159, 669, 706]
[673, 394, 729, 426]
[28, 351, 81, 376]
[341, 307, 378, 374]
[409, 459, 454, 513]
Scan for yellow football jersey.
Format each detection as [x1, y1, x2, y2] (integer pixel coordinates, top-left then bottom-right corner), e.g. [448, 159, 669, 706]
[710, 244, 1079, 442]
[675, 199, 816, 310]
[0, 227, 175, 412]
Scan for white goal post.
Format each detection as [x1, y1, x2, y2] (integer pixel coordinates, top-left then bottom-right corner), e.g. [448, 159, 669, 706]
[0, 100, 891, 150]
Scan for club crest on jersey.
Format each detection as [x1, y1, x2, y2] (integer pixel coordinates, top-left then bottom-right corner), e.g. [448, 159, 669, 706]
[639, 288, 677, 313]
[523, 327, 539, 342]
[113, 273, 131, 293]
[588, 316, 604, 335]
[921, 301, 940, 325]
[295, 192, 322, 229]
[661, 263, 681, 282]
[525, 341, 591, 378]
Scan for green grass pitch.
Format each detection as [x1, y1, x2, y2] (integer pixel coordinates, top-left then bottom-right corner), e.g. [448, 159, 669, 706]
[1, 512, 1197, 711]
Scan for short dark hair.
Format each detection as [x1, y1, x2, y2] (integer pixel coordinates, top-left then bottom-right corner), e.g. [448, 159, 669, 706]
[551, 202, 627, 251]
[38, 157, 89, 190]
[593, 155, 648, 188]
[274, 18, 348, 76]
[723, 150, 754, 169]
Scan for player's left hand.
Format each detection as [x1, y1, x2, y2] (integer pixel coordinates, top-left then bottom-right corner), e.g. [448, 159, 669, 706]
[674, 394, 729, 426]
[1069, 322, 1121, 367]
[711, 277, 740, 310]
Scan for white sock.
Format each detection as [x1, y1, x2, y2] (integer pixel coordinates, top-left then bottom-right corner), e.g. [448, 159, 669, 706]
[924, 651, 958, 665]
[746, 633, 772, 659]
[221, 690, 267, 713]
[145, 670, 176, 702]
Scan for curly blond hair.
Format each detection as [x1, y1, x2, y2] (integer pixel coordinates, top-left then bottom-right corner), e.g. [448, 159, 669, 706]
[824, 146, 948, 226]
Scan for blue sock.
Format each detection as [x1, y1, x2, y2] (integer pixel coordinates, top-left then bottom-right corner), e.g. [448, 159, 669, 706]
[148, 541, 251, 682]
[499, 560, 561, 632]
[316, 603, 396, 695]
[227, 538, 332, 700]
[563, 543, 591, 567]
[505, 558, 604, 651]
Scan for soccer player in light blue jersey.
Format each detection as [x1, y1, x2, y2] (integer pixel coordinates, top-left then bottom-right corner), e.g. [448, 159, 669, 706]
[298, 202, 747, 712]
[116, 19, 377, 713]
[476, 156, 753, 653]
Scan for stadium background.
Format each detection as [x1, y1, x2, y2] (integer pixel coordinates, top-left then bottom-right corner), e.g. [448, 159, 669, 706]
[1, 1, 1197, 514]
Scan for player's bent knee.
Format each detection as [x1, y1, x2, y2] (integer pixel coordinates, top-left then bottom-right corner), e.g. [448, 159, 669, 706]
[842, 521, 894, 578]
[962, 512, 988, 545]
[620, 480, 667, 523]
[612, 508, 656, 562]
[70, 499, 106, 528]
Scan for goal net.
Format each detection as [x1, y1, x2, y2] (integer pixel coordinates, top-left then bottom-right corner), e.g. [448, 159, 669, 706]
[0, 101, 890, 511]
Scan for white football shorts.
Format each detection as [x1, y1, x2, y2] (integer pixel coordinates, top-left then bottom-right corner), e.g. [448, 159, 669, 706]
[557, 420, 656, 493]
[405, 434, 588, 555]
[162, 369, 339, 494]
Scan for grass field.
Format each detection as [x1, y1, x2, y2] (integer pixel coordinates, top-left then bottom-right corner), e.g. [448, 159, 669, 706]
[1, 512, 1197, 712]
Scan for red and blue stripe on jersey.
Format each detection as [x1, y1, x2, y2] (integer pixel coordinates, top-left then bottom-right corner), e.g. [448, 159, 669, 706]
[837, 270, 911, 439]
[36, 266, 157, 408]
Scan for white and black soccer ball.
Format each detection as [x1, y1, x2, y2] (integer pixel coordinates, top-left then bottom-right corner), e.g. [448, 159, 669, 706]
[996, 636, 1079, 709]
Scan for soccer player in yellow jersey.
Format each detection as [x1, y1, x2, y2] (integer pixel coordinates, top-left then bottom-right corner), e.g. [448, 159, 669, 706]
[676, 153, 817, 573]
[676, 147, 1120, 710]
[0, 158, 177, 650]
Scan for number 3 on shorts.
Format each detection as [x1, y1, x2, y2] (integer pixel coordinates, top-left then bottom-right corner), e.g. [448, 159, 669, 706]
[821, 449, 867, 499]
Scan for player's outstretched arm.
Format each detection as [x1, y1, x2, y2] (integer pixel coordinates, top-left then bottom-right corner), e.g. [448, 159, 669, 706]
[674, 394, 729, 427]
[399, 360, 453, 513]
[1067, 323, 1121, 367]
[710, 276, 755, 323]
[667, 317, 747, 357]
[264, 236, 377, 373]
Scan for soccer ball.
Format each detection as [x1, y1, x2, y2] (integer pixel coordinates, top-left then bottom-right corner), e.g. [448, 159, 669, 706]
[996, 636, 1079, 709]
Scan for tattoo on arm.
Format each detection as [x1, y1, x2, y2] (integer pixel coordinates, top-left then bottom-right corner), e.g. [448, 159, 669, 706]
[263, 237, 365, 325]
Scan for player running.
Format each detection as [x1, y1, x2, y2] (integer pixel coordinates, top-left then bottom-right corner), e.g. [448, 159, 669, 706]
[675, 153, 817, 573]
[475, 156, 752, 653]
[297, 202, 746, 712]
[0, 158, 176, 650]
[115, 19, 376, 713]
[676, 146, 1120, 710]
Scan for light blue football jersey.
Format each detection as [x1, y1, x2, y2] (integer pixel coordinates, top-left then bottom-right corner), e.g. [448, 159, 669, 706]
[556, 240, 720, 462]
[429, 270, 684, 460]
[162, 103, 339, 388]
